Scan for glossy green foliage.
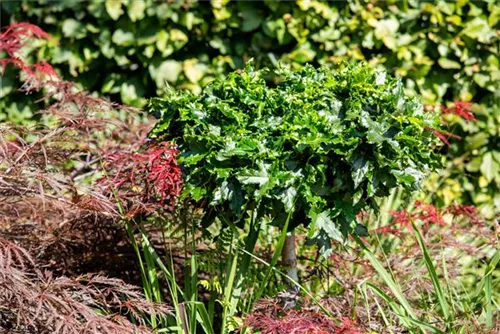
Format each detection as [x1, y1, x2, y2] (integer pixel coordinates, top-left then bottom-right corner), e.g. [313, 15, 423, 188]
[148, 63, 441, 254]
[2, 0, 498, 214]
[2, 0, 498, 107]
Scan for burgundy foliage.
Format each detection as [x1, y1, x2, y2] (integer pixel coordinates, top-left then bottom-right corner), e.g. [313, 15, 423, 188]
[374, 209, 413, 237]
[424, 126, 461, 146]
[1, 22, 180, 333]
[0, 22, 49, 56]
[374, 201, 454, 237]
[100, 142, 183, 217]
[0, 23, 60, 92]
[0, 238, 170, 334]
[371, 201, 496, 258]
[245, 298, 362, 334]
[444, 204, 482, 225]
[0, 20, 181, 221]
[413, 200, 446, 229]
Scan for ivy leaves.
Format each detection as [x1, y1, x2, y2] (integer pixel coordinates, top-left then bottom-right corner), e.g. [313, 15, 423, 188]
[149, 62, 441, 254]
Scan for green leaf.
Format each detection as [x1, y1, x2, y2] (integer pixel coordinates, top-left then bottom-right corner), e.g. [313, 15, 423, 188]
[170, 29, 188, 42]
[392, 167, 426, 186]
[473, 73, 490, 88]
[462, 17, 496, 43]
[438, 58, 461, 69]
[212, 180, 232, 205]
[105, 0, 126, 20]
[184, 59, 207, 84]
[112, 29, 135, 46]
[352, 155, 370, 189]
[127, 0, 146, 22]
[150, 60, 182, 86]
[279, 186, 297, 213]
[62, 19, 86, 39]
[480, 152, 499, 182]
[237, 175, 269, 186]
[311, 210, 343, 243]
[238, 2, 263, 32]
[288, 45, 316, 63]
[372, 18, 399, 48]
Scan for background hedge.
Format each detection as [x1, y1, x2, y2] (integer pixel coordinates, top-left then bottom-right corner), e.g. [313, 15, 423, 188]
[1, 0, 499, 218]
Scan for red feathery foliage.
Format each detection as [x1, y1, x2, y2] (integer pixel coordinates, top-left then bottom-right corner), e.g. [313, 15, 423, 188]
[442, 101, 476, 121]
[374, 201, 477, 238]
[0, 57, 27, 73]
[0, 238, 170, 333]
[1, 22, 179, 333]
[245, 299, 363, 334]
[445, 204, 482, 225]
[424, 100, 476, 145]
[414, 200, 446, 230]
[147, 143, 183, 200]
[0, 22, 60, 90]
[32, 60, 60, 79]
[100, 142, 183, 217]
[374, 209, 413, 236]
[390, 209, 413, 230]
[0, 21, 175, 222]
[0, 22, 49, 57]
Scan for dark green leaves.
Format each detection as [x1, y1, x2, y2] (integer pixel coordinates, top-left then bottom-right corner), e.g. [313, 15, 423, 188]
[352, 155, 371, 189]
[149, 62, 442, 254]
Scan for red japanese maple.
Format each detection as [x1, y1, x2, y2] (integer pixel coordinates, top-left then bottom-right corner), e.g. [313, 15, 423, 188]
[0, 22, 49, 56]
[442, 101, 476, 121]
[445, 204, 482, 225]
[101, 142, 183, 216]
[245, 301, 363, 334]
[1, 22, 175, 333]
[0, 22, 60, 89]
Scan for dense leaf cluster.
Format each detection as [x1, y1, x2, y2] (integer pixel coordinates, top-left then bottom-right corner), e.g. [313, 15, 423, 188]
[2, 1, 497, 106]
[2, 0, 498, 216]
[149, 63, 441, 251]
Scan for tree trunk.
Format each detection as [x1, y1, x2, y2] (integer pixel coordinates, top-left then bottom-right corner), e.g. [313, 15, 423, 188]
[282, 231, 298, 284]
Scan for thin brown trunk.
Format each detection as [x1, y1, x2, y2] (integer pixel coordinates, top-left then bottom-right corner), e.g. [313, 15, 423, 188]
[282, 231, 298, 284]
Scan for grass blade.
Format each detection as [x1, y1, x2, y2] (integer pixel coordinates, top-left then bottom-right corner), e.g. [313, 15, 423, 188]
[367, 284, 445, 334]
[221, 241, 239, 334]
[366, 283, 411, 328]
[483, 251, 500, 328]
[139, 229, 184, 332]
[411, 221, 450, 323]
[353, 235, 417, 320]
[251, 208, 294, 305]
[189, 301, 215, 334]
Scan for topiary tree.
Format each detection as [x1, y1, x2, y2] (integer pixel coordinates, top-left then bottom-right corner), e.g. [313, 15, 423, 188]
[148, 62, 442, 283]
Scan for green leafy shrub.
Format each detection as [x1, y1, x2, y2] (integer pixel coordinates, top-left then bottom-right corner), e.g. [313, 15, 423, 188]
[148, 62, 442, 254]
[2, 0, 498, 215]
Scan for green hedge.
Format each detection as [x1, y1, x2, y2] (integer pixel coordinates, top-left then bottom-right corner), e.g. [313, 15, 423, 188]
[1, 0, 499, 217]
